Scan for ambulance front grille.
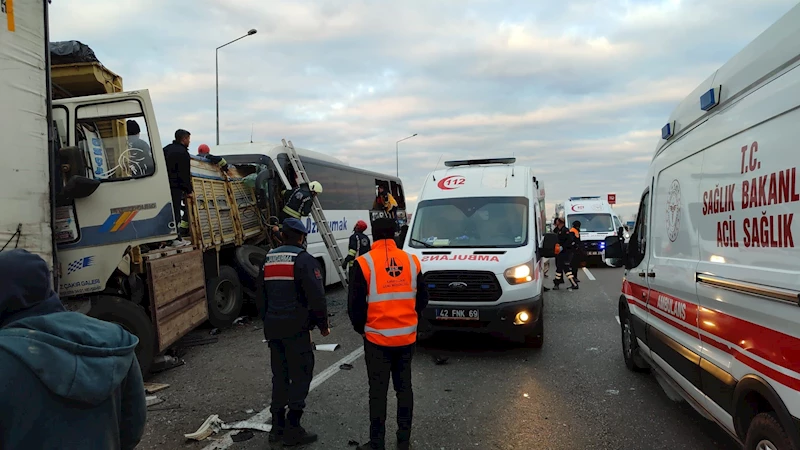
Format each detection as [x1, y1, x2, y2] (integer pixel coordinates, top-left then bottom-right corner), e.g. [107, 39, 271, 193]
[425, 271, 502, 302]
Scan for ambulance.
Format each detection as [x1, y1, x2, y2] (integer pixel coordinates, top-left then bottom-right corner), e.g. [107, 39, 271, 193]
[404, 157, 546, 347]
[599, 4, 800, 449]
[564, 196, 629, 265]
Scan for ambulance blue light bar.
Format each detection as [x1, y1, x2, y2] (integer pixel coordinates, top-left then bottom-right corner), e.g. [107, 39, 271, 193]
[662, 121, 675, 140]
[700, 86, 721, 111]
[445, 157, 516, 167]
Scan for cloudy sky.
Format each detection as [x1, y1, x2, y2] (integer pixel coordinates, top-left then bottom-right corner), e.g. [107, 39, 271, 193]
[50, 0, 797, 221]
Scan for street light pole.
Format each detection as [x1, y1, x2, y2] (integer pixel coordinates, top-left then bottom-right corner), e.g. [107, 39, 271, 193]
[216, 28, 257, 146]
[395, 133, 417, 177]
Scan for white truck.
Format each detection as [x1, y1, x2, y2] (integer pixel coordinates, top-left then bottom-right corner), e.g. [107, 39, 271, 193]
[563, 195, 628, 266]
[1, 1, 266, 374]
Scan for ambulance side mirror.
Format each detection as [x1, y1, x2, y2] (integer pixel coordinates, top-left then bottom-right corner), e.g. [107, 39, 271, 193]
[540, 233, 558, 258]
[618, 226, 625, 237]
[603, 235, 626, 259]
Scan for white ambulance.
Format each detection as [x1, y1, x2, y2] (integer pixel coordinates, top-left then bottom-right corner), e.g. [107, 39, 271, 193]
[403, 157, 546, 347]
[600, 4, 800, 449]
[564, 196, 628, 265]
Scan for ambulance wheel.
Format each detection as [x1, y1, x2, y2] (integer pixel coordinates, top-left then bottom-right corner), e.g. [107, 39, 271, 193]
[206, 265, 243, 328]
[621, 305, 649, 372]
[88, 295, 155, 376]
[524, 311, 544, 348]
[744, 412, 792, 450]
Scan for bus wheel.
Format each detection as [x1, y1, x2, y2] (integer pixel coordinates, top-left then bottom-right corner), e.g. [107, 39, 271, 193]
[88, 295, 156, 376]
[206, 265, 244, 328]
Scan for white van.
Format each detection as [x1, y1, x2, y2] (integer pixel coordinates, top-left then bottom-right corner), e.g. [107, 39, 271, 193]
[404, 157, 546, 347]
[564, 196, 629, 265]
[599, 5, 800, 449]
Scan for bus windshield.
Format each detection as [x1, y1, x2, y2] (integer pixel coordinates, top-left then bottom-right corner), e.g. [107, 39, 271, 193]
[409, 197, 528, 248]
[568, 213, 614, 232]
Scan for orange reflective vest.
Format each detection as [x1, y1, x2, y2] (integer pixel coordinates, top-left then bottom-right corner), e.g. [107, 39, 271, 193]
[356, 240, 420, 347]
[570, 227, 580, 239]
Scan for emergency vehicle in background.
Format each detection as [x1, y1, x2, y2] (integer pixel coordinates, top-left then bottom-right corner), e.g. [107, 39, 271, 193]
[599, 4, 800, 449]
[404, 157, 546, 347]
[563, 195, 629, 265]
[211, 144, 408, 286]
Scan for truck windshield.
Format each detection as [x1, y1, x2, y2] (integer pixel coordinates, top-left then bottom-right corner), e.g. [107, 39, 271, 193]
[568, 213, 614, 232]
[409, 196, 528, 248]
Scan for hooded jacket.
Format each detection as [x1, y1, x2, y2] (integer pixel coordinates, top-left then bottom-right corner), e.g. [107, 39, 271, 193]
[0, 249, 146, 450]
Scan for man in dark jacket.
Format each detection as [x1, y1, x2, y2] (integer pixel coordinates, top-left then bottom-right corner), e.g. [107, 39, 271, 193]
[126, 119, 154, 176]
[553, 218, 579, 290]
[0, 249, 146, 450]
[342, 220, 371, 276]
[262, 218, 330, 446]
[280, 181, 323, 222]
[163, 129, 194, 242]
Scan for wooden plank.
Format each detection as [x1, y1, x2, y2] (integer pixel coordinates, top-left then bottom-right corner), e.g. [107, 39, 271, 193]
[156, 287, 205, 320]
[156, 300, 208, 351]
[148, 251, 205, 308]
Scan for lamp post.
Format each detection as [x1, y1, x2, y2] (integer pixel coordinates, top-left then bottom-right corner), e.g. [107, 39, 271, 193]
[216, 28, 257, 145]
[395, 133, 417, 177]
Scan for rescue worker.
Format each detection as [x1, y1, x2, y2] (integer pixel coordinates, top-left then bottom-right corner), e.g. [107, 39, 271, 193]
[342, 220, 371, 276]
[163, 129, 193, 244]
[197, 143, 230, 173]
[262, 218, 330, 446]
[570, 220, 583, 283]
[553, 217, 579, 290]
[126, 120, 154, 176]
[0, 249, 147, 450]
[374, 185, 398, 219]
[280, 181, 323, 222]
[348, 218, 429, 450]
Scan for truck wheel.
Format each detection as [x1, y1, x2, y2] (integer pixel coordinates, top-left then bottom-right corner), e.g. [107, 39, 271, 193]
[744, 412, 792, 450]
[621, 305, 649, 372]
[234, 245, 268, 281]
[206, 265, 244, 328]
[88, 295, 155, 376]
[524, 310, 544, 348]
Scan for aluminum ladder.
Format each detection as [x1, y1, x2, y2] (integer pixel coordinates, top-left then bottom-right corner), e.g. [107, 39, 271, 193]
[281, 139, 349, 290]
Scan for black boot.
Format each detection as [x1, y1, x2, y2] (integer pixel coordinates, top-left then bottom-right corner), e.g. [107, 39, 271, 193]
[283, 410, 318, 446]
[269, 409, 286, 444]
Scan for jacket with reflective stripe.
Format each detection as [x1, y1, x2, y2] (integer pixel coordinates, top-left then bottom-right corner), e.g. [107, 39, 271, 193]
[355, 240, 420, 347]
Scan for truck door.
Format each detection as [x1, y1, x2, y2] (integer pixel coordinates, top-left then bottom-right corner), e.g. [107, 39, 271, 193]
[54, 92, 174, 293]
[622, 188, 652, 360]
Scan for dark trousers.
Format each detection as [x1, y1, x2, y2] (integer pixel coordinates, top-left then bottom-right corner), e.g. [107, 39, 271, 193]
[554, 251, 576, 286]
[364, 339, 415, 447]
[170, 188, 189, 231]
[269, 331, 315, 413]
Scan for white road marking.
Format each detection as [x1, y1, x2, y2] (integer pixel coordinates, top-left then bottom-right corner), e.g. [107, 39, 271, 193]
[582, 267, 596, 281]
[202, 345, 366, 450]
[615, 315, 621, 325]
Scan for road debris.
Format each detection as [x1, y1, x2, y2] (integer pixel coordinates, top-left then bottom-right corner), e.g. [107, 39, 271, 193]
[231, 430, 254, 442]
[150, 354, 184, 373]
[605, 389, 620, 395]
[185, 415, 224, 441]
[315, 343, 340, 351]
[340, 363, 354, 370]
[176, 335, 219, 348]
[210, 328, 220, 335]
[433, 355, 449, 365]
[146, 396, 164, 407]
[222, 420, 272, 433]
[233, 316, 248, 326]
[144, 382, 170, 394]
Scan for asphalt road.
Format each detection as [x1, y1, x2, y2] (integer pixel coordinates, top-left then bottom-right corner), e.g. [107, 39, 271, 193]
[137, 265, 740, 450]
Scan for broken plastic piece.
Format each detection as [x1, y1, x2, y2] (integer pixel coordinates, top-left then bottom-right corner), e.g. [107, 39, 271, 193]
[184, 414, 224, 441]
[222, 420, 272, 432]
[146, 396, 164, 407]
[315, 343, 340, 352]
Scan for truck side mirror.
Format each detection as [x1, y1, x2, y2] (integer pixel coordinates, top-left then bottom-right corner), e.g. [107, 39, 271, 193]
[56, 176, 100, 206]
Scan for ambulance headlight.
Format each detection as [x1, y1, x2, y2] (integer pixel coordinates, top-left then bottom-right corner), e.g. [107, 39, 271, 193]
[504, 261, 534, 284]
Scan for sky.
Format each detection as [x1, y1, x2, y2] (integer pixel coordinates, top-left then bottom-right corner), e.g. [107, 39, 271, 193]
[50, 0, 798, 221]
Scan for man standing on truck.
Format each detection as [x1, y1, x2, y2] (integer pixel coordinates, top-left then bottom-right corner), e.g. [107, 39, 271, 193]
[163, 129, 194, 244]
[280, 181, 323, 221]
[553, 218, 579, 291]
[348, 217, 428, 450]
[262, 218, 330, 446]
[0, 249, 147, 450]
[126, 120, 154, 177]
[341, 220, 371, 276]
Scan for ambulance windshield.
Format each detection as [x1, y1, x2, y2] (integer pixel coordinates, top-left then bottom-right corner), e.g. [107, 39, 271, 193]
[409, 196, 528, 248]
[568, 213, 614, 232]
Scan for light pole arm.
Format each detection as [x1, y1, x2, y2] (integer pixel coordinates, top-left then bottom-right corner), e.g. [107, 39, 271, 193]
[395, 134, 417, 177]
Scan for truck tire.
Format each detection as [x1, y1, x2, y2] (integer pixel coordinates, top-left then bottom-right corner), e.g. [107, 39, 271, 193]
[206, 265, 244, 328]
[234, 245, 268, 281]
[88, 295, 155, 376]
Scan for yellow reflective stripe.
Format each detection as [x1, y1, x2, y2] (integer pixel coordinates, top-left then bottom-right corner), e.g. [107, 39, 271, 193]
[348, 249, 357, 256]
[365, 324, 417, 337]
[282, 206, 300, 218]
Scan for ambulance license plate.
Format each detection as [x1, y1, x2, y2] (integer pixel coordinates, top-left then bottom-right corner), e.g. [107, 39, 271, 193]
[435, 309, 479, 320]
[587, 251, 601, 255]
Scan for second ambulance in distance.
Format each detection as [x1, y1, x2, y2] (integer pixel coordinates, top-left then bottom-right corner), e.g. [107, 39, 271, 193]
[404, 158, 546, 347]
